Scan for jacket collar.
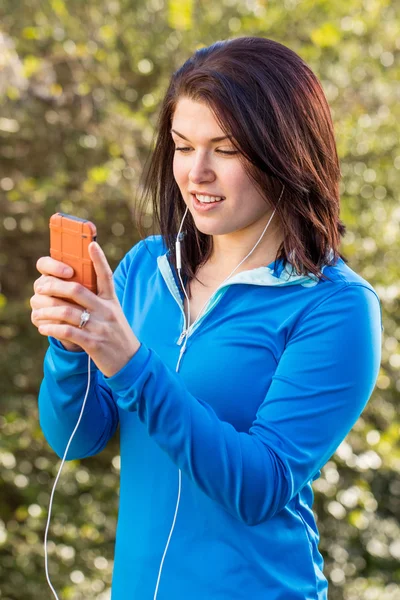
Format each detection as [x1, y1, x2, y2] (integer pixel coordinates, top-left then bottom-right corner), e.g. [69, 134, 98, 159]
[158, 248, 335, 290]
[157, 248, 336, 342]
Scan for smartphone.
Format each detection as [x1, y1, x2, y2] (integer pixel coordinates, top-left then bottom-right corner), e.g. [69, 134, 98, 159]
[49, 213, 97, 294]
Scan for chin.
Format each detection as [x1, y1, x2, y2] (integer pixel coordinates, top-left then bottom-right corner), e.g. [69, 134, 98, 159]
[192, 222, 227, 236]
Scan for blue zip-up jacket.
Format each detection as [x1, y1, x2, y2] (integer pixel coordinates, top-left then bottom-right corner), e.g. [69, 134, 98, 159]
[38, 234, 382, 599]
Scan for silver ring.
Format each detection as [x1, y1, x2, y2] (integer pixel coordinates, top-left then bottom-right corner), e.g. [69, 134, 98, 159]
[79, 308, 91, 329]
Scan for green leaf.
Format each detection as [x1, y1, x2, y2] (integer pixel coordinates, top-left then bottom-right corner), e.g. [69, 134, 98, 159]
[0, 294, 7, 311]
[88, 166, 110, 184]
[23, 56, 42, 78]
[311, 23, 341, 47]
[168, 0, 194, 31]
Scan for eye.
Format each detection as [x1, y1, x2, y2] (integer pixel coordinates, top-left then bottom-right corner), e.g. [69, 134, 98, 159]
[174, 146, 239, 155]
[216, 149, 239, 155]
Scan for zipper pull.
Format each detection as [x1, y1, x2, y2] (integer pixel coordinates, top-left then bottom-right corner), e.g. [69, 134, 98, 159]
[177, 329, 187, 345]
[176, 341, 187, 372]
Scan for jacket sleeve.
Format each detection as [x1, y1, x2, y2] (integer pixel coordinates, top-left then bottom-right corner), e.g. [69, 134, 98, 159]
[37, 241, 143, 460]
[104, 283, 382, 525]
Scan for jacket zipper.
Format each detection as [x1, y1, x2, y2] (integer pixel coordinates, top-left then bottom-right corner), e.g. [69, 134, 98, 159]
[177, 330, 188, 345]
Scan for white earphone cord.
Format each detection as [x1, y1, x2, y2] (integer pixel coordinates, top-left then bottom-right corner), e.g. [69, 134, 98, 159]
[153, 185, 285, 598]
[44, 185, 284, 599]
[44, 352, 92, 599]
[177, 184, 284, 337]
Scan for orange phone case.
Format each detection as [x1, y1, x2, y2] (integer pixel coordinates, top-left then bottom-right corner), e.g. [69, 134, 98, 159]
[49, 213, 97, 294]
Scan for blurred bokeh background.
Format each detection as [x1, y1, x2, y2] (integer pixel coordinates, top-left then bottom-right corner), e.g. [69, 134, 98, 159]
[0, 0, 399, 598]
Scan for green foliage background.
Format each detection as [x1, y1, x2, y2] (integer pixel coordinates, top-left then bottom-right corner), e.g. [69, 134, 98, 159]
[0, 0, 399, 598]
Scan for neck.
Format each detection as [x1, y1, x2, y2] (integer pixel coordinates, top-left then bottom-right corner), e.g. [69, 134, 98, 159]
[209, 221, 284, 273]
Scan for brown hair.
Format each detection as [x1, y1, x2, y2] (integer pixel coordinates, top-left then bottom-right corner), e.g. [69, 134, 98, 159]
[137, 37, 347, 288]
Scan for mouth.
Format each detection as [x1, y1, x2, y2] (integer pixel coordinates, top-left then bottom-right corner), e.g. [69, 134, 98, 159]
[190, 193, 225, 212]
[190, 192, 225, 205]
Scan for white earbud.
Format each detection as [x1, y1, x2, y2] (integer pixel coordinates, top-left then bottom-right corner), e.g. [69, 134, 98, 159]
[175, 208, 189, 271]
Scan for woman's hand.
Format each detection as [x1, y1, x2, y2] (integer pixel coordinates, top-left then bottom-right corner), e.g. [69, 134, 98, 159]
[31, 259, 84, 352]
[31, 242, 141, 377]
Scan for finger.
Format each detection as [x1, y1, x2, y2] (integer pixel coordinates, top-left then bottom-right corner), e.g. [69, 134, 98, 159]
[33, 274, 64, 294]
[32, 305, 84, 328]
[33, 276, 46, 294]
[31, 312, 63, 329]
[37, 323, 88, 348]
[34, 274, 60, 293]
[30, 293, 84, 312]
[88, 242, 116, 300]
[35, 278, 96, 310]
[36, 256, 74, 279]
[30, 296, 80, 329]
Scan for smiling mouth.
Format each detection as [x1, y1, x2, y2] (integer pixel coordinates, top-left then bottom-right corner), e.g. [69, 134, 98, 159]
[191, 193, 225, 204]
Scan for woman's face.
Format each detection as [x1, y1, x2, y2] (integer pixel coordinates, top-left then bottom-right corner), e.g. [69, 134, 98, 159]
[171, 97, 275, 242]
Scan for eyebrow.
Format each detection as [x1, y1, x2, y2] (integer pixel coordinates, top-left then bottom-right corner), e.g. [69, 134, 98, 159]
[171, 129, 231, 143]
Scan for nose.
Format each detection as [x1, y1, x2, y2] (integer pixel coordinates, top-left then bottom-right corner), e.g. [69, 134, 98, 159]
[188, 151, 216, 185]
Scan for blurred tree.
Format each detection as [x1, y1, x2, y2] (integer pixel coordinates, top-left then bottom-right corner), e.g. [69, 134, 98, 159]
[0, 1, 399, 598]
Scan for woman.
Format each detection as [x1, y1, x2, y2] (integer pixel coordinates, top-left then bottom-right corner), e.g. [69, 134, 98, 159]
[31, 37, 382, 599]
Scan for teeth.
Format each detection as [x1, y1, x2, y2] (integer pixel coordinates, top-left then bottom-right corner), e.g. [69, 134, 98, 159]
[195, 194, 224, 203]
